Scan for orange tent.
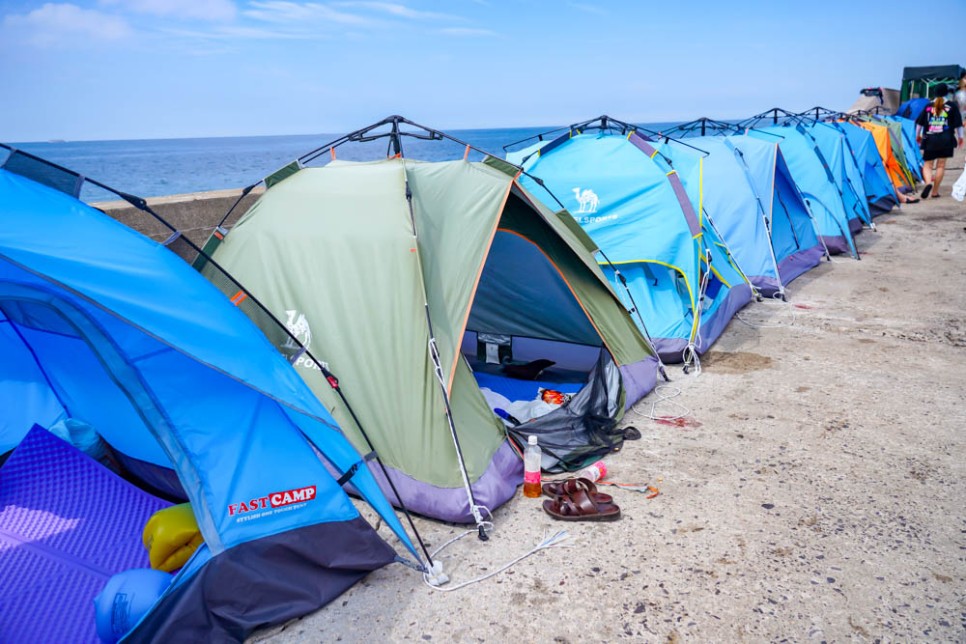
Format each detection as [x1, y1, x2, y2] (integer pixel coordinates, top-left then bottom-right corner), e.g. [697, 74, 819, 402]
[856, 121, 913, 191]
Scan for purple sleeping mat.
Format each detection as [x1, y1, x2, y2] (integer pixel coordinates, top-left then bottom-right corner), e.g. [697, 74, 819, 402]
[0, 425, 170, 643]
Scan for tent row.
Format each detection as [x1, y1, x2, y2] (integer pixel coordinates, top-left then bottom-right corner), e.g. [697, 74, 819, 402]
[0, 105, 923, 640]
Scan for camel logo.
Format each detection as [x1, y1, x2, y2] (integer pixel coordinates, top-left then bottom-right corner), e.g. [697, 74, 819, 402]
[283, 309, 312, 350]
[572, 187, 599, 214]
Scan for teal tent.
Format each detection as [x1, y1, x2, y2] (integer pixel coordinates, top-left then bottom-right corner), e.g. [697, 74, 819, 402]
[651, 130, 825, 299]
[512, 116, 753, 364]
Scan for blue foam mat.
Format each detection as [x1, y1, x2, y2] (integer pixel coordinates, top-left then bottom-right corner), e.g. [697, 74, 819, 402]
[0, 425, 170, 643]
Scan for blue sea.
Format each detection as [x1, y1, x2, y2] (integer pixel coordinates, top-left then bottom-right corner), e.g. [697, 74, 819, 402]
[5, 122, 679, 203]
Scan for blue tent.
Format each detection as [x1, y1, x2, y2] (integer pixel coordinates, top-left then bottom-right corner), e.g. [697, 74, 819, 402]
[896, 98, 931, 123]
[799, 121, 872, 230]
[749, 125, 859, 258]
[653, 134, 825, 298]
[0, 152, 418, 641]
[514, 121, 752, 364]
[830, 121, 897, 216]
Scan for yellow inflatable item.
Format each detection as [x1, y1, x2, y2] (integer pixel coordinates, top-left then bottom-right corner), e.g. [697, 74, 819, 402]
[142, 503, 204, 573]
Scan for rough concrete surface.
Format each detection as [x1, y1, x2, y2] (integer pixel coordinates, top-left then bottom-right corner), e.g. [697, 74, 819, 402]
[256, 157, 966, 643]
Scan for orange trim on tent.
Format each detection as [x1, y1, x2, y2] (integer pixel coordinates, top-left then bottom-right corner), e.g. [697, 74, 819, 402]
[444, 181, 514, 395]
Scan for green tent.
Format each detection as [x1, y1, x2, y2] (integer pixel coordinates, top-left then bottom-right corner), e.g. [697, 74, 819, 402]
[205, 157, 660, 524]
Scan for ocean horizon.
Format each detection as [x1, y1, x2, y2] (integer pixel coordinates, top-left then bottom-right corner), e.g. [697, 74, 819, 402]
[4, 122, 682, 203]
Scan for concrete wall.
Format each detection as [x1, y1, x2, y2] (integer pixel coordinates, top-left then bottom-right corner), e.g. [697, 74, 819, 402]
[93, 186, 264, 249]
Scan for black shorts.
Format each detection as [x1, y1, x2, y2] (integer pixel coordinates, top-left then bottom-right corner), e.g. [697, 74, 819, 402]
[921, 132, 956, 161]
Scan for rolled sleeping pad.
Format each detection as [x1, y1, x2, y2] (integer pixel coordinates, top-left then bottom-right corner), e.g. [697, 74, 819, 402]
[142, 503, 203, 573]
[94, 568, 172, 643]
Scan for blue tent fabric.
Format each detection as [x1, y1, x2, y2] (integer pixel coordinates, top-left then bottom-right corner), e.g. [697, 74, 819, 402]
[896, 98, 930, 123]
[653, 135, 823, 298]
[0, 167, 416, 640]
[800, 122, 872, 230]
[750, 126, 858, 258]
[832, 122, 897, 216]
[515, 129, 751, 362]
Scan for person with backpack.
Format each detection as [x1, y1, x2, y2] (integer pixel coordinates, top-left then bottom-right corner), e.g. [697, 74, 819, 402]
[916, 84, 964, 198]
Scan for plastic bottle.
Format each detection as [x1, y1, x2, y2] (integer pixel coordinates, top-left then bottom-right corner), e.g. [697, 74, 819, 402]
[575, 460, 607, 483]
[522, 435, 542, 498]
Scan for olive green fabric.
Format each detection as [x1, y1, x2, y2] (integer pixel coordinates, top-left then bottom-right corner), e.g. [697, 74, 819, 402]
[209, 160, 505, 486]
[405, 160, 512, 390]
[207, 158, 655, 489]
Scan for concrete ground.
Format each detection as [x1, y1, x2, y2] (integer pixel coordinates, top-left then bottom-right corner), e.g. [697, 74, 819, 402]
[257, 156, 966, 643]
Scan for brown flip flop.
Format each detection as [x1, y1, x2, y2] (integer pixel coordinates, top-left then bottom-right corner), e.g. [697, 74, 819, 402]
[542, 488, 621, 522]
[542, 477, 613, 504]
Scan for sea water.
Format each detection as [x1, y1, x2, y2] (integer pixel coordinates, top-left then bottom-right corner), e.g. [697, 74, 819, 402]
[4, 122, 679, 203]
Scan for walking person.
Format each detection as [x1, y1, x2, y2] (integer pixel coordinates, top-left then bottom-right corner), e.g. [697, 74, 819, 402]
[916, 84, 964, 198]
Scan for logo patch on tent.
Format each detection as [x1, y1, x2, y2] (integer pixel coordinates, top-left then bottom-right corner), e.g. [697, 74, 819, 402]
[227, 485, 317, 520]
[572, 187, 600, 214]
[283, 309, 312, 350]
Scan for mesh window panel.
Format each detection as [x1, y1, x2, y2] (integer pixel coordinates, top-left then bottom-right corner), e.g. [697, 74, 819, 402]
[2, 151, 83, 198]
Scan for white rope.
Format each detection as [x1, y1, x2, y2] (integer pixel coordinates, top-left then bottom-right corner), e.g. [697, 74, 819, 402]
[682, 343, 702, 375]
[421, 528, 571, 592]
[627, 384, 692, 422]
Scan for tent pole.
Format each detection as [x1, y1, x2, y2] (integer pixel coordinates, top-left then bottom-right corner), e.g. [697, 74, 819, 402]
[402, 177, 490, 541]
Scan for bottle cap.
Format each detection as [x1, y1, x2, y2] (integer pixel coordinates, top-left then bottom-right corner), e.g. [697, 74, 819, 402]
[528, 435, 538, 446]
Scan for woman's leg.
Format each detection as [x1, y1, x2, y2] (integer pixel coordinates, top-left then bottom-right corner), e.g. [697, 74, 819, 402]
[933, 158, 947, 195]
[922, 160, 935, 197]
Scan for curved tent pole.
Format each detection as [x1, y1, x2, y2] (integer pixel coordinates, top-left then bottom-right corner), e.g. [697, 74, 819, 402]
[0, 143, 434, 569]
[661, 117, 743, 138]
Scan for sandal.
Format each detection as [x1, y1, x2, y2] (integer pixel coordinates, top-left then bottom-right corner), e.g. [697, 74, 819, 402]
[542, 477, 613, 504]
[921, 183, 933, 199]
[542, 488, 621, 522]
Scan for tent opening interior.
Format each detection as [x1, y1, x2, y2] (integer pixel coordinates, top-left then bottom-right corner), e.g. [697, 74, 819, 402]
[459, 193, 621, 459]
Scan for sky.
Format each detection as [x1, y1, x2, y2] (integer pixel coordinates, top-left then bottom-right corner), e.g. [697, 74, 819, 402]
[1, 0, 964, 142]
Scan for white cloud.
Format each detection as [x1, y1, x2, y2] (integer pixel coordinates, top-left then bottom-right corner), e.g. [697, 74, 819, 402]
[162, 24, 318, 40]
[438, 27, 495, 37]
[243, 1, 374, 26]
[333, 2, 458, 21]
[567, 3, 609, 16]
[2, 3, 133, 46]
[99, 0, 237, 22]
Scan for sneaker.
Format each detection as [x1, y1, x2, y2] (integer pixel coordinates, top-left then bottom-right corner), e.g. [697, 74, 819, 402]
[921, 183, 933, 199]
